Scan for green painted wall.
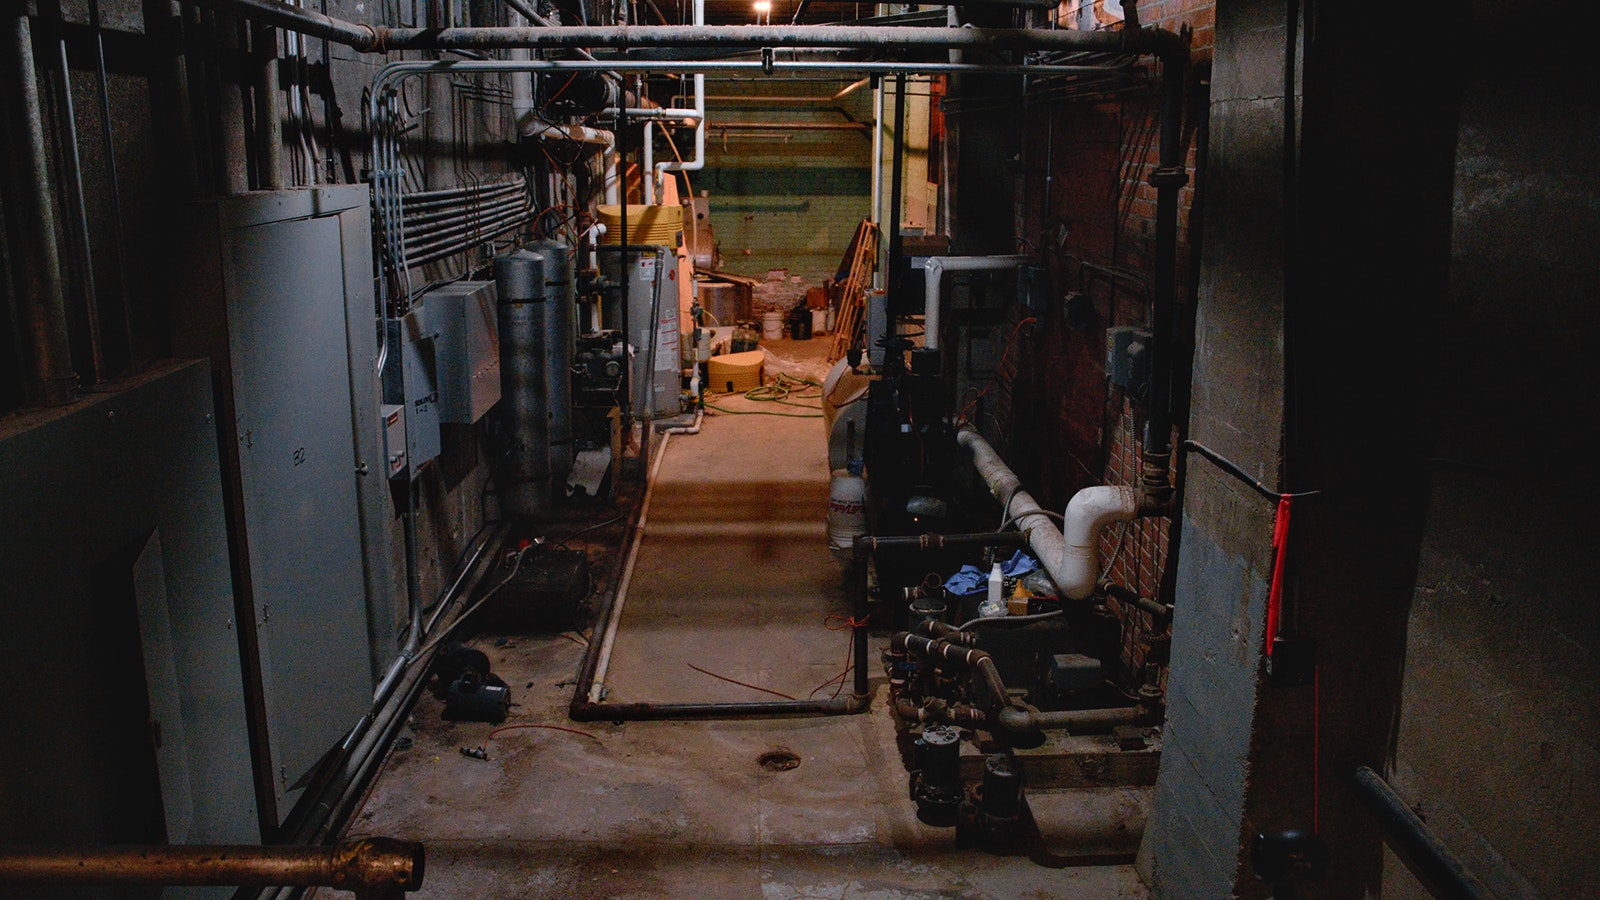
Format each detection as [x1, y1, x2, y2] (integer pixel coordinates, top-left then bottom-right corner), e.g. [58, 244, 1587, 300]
[692, 78, 875, 284]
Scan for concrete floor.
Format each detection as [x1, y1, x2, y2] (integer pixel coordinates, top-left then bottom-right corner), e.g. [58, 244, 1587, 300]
[342, 338, 1150, 898]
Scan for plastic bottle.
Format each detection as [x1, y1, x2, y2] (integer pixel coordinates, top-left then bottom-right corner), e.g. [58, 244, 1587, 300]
[978, 563, 1007, 618]
[827, 460, 868, 554]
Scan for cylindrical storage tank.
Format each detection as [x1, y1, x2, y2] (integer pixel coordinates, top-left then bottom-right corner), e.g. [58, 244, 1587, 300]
[697, 279, 751, 325]
[599, 246, 680, 419]
[532, 240, 575, 490]
[494, 249, 549, 515]
[821, 357, 873, 471]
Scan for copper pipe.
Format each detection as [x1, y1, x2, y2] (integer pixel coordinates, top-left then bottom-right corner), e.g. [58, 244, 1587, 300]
[0, 838, 423, 899]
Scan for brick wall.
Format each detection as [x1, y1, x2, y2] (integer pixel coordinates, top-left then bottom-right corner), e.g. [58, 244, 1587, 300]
[1006, 0, 1213, 688]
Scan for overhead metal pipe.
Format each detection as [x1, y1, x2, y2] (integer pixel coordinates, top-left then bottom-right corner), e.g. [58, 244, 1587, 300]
[179, 0, 1187, 58]
[370, 24, 1188, 54]
[189, 0, 378, 51]
[1, 7, 78, 406]
[0, 839, 424, 898]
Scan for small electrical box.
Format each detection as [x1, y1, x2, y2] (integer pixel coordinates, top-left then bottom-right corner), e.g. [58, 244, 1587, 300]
[1017, 264, 1050, 311]
[1047, 653, 1103, 694]
[382, 305, 441, 468]
[381, 404, 407, 479]
[1106, 326, 1152, 394]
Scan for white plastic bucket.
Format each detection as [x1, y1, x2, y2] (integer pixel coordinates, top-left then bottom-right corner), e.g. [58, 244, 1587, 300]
[761, 310, 783, 340]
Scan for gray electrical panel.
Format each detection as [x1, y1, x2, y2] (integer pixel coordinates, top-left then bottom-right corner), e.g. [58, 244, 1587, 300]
[421, 280, 500, 424]
[383, 306, 442, 470]
[172, 186, 388, 825]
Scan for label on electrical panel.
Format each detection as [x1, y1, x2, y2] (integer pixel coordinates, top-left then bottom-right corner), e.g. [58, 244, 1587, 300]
[639, 257, 657, 277]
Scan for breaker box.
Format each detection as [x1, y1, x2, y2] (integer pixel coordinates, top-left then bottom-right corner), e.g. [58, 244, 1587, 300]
[381, 403, 407, 478]
[420, 280, 500, 424]
[382, 306, 441, 470]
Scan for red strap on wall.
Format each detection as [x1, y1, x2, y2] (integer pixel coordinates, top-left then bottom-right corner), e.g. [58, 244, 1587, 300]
[1265, 494, 1292, 657]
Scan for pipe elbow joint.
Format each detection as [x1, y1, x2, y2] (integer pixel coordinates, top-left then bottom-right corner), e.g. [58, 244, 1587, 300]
[995, 706, 1037, 736]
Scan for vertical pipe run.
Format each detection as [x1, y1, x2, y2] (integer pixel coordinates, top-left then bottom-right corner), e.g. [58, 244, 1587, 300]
[53, 27, 106, 382]
[1140, 52, 1187, 507]
[884, 73, 906, 347]
[87, 0, 140, 372]
[254, 23, 285, 189]
[1, 8, 78, 406]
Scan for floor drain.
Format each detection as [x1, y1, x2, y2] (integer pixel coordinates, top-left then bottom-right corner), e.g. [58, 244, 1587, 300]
[759, 748, 801, 772]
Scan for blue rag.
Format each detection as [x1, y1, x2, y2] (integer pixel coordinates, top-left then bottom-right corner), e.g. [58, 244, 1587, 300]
[943, 551, 1040, 596]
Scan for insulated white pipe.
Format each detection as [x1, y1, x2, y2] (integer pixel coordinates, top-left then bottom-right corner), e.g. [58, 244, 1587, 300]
[957, 428, 1138, 600]
[508, 12, 533, 128]
[922, 255, 1031, 349]
[649, 0, 707, 200]
[588, 430, 673, 703]
[643, 120, 655, 203]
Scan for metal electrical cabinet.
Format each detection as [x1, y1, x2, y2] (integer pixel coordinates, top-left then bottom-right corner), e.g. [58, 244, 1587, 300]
[422, 280, 500, 424]
[172, 186, 390, 826]
[383, 306, 442, 470]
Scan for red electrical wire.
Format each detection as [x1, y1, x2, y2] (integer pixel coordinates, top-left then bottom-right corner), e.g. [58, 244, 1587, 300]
[1265, 494, 1292, 657]
[958, 316, 1037, 425]
[809, 615, 865, 699]
[487, 723, 604, 744]
[686, 662, 797, 701]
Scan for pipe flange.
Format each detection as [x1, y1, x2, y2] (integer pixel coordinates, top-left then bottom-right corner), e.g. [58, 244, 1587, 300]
[1147, 166, 1189, 189]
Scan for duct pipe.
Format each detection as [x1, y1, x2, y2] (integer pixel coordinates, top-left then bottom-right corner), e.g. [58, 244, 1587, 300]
[956, 427, 1139, 600]
[0, 840, 424, 897]
[508, 11, 533, 129]
[921, 255, 1031, 350]
[523, 121, 614, 147]
[2, 8, 77, 406]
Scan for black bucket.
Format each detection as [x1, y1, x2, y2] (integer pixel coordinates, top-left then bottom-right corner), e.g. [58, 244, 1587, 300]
[788, 309, 813, 340]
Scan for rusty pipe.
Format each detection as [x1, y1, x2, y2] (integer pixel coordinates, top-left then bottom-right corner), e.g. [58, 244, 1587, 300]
[995, 704, 1154, 734]
[894, 632, 1011, 714]
[0, 838, 424, 897]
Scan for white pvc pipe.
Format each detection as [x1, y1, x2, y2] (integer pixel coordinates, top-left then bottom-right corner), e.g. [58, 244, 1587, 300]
[922, 255, 1032, 350]
[508, 12, 533, 128]
[588, 430, 673, 703]
[653, 0, 706, 196]
[957, 428, 1138, 600]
